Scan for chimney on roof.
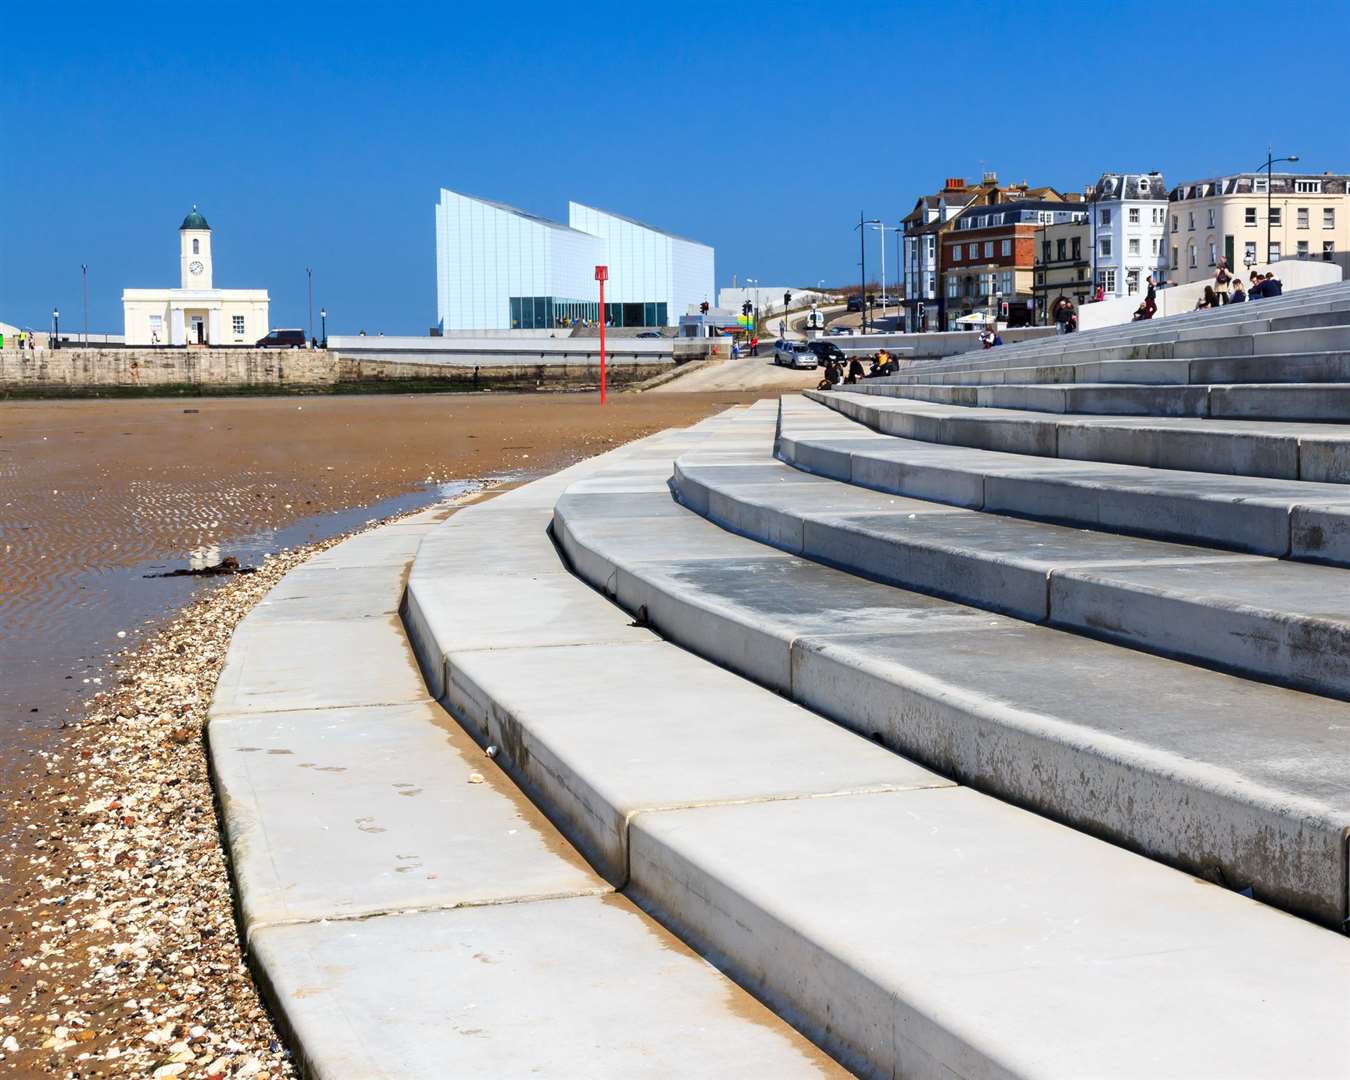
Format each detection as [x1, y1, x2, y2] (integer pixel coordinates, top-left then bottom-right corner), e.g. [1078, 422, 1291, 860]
[982, 171, 998, 185]
[944, 177, 967, 190]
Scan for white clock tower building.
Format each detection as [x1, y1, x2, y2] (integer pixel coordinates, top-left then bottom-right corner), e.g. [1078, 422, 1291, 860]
[180, 207, 213, 289]
[122, 206, 270, 346]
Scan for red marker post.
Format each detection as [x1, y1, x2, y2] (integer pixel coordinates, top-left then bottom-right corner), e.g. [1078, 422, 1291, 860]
[594, 264, 608, 405]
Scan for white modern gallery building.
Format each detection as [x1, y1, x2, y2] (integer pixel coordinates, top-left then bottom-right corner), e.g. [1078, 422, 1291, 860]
[434, 188, 715, 331]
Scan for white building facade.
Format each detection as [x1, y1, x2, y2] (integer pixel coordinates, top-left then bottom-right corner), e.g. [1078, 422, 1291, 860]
[1088, 172, 1168, 299]
[434, 188, 714, 331]
[122, 208, 269, 346]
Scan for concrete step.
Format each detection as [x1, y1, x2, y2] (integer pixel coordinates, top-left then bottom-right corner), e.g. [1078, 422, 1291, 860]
[777, 394, 1350, 563]
[814, 387, 1350, 481]
[209, 495, 838, 1077]
[549, 413, 1350, 935]
[398, 414, 1350, 1076]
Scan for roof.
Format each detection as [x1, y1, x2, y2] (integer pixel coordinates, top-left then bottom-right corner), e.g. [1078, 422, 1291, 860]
[1093, 172, 1166, 201]
[438, 188, 595, 237]
[568, 202, 712, 249]
[180, 205, 209, 230]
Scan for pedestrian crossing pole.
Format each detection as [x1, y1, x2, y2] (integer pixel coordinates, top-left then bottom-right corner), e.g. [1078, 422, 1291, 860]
[595, 265, 609, 405]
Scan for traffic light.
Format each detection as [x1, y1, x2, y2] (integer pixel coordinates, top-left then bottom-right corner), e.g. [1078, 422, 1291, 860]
[784, 291, 792, 309]
[742, 301, 753, 316]
[917, 302, 926, 318]
[700, 300, 709, 315]
[999, 301, 1010, 319]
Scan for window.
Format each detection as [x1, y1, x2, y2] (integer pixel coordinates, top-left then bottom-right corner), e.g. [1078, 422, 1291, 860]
[1208, 242, 1217, 266]
[1188, 243, 1197, 268]
[969, 243, 979, 259]
[1297, 207, 1309, 228]
[1153, 207, 1165, 225]
[1128, 238, 1141, 256]
[1151, 237, 1161, 256]
[1254, 177, 1268, 193]
[1041, 240, 1051, 263]
[1295, 179, 1322, 194]
[1056, 238, 1067, 261]
[1325, 208, 1336, 228]
[1071, 237, 1082, 260]
[1126, 269, 1140, 295]
[1099, 208, 1111, 226]
[1036, 271, 1044, 285]
[232, 314, 245, 335]
[983, 241, 994, 258]
[1244, 240, 1257, 265]
[1297, 240, 1309, 258]
[1096, 268, 1117, 293]
[1000, 239, 1011, 257]
[1269, 207, 1281, 226]
[1244, 206, 1257, 226]
[1099, 236, 1112, 257]
[1207, 209, 1216, 228]
[1187, 211, 1195, 230]
[999, 270, 1013, 295]
[1171, 214, 1178, 233]
[1128, 207, 1140, 224]
[1171, 246, 1178, 269]
[192, 238, 199, 254]
[1325, 241, 1336, 261]
[947, 277, 958, 298]
[1269, 242, 1281, 262]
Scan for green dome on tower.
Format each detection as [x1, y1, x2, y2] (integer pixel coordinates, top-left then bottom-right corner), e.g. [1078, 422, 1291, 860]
[180, 205, 210, 230]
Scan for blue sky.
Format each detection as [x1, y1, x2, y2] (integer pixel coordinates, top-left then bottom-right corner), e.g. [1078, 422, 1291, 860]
[3, 0, 1347, 334]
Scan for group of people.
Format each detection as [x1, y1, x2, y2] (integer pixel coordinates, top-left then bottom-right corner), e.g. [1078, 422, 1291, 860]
[1051, 296, 1079, 334]
[4, 329, 39, 350]
[978, 326, 1004, 349]
[1197, 258, 1283, 310]
[816, 349, 899, 389]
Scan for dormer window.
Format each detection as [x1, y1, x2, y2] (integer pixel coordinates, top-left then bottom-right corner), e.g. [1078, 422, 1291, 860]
[1138, 178, 1150, 194]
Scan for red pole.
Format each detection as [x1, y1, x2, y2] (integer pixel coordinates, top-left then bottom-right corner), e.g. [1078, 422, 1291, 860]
[595, 264, 608, 405]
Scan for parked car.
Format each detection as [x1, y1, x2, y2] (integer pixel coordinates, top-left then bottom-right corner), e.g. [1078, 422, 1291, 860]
[772, 340, 818, 369]
[874, 295, 900, 308]
[637, 330, 663, 338]
[846, 296, 865, 313]
[826, 325, 855, 336]
[806, 340, 846, 364]
[256, 328, 307, 349]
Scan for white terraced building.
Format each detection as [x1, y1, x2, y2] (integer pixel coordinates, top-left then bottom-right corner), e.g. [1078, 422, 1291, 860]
[434, 188, 714, 331]
[1088, 171, 1169, 299]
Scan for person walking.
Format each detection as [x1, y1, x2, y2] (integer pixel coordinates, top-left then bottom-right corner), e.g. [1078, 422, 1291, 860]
[749, 334, 759, 357]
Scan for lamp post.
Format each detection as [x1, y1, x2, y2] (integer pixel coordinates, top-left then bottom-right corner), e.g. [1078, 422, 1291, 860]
[52, 307, 60, 349]
[854, 215, 880, 333]
[1255, 146, 1299, 267]
[81, 264, 88, 346]
[869, 222, 888, 320]
[320, 308, 327, 347]
[594, 265, 608, 405]
[305, 267, 314, 341]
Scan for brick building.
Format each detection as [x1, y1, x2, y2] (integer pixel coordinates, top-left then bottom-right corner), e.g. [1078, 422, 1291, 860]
[943, 197, 1085, 328]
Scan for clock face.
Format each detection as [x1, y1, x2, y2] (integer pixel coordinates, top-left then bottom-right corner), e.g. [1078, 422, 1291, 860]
[188, 260, 204, 275]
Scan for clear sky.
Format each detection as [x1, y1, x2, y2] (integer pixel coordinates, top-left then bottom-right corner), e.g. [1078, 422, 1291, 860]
[3, 0, 1347, 335]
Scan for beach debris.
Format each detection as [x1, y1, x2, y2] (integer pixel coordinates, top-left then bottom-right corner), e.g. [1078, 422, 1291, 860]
[145, 555, 256, 579]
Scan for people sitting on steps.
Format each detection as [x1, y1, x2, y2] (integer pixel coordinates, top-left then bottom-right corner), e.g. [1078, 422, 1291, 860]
[1229, 279, 1247, 304]
[817, 358, 844, 390]
[1249, 272, 1284, 299]
[1195, 285, 1221, 310]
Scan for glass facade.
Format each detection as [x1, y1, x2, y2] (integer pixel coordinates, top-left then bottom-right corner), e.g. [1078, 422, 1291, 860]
[510, 296, 668, 329]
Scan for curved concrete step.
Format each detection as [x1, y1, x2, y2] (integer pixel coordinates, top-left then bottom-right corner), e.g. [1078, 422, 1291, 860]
[209, 491, 843, 1078]
[673, 446, 1350, 700]
[814, 387, 1350, 482]
[401, 413, 1350, 1077]
[777, 394, 1350, 563]
[550, 414, 1350, 931]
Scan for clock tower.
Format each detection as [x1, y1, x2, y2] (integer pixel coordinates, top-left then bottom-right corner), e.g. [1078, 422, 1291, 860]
[179, 205, 213, 289]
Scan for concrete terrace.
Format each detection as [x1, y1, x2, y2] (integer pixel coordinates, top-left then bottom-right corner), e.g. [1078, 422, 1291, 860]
[207, 280, 1350, 1077]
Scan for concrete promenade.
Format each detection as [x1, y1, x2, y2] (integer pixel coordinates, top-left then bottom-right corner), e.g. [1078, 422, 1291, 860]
[206, 494, 839, 1078]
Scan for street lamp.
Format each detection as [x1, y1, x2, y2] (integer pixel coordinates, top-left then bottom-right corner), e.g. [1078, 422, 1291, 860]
[320, 307, 327, 347]
[52, 307, 60, 348]
[854, 215, 880, 333]
[1253, 146, 1299, 267]
[81, 264, 88, 346]
[869, 222, 889, 322]
[305, 267, 314, 341]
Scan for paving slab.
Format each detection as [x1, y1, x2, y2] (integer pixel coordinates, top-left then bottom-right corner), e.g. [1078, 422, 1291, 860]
[629, 790, 1350, 1080]
[212, 616, 429, 716]
[444, 639, 946, 882]
[301, 523, 438, 570]
[210, 700, 605, 938]
[252, 895, 843, 1079]
[251, 563, 409, 622]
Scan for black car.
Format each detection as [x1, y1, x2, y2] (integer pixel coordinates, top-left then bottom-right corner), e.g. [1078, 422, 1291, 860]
[256, 328, 307, 349]
[846, 296, 865, 313]
[806, 341, 846, 363]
